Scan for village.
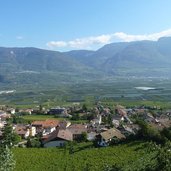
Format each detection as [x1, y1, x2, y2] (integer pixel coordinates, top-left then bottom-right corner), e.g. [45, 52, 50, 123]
[0, 102, 171, 148]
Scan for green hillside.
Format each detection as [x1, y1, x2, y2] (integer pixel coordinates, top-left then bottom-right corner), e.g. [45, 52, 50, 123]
[13, 141, 157, 171]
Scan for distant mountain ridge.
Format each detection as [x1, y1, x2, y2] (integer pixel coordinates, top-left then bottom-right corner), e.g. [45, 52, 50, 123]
[0, 37, 171, 86]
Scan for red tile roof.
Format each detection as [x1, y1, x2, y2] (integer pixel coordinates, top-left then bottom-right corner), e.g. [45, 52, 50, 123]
[32, 119, 60, 128]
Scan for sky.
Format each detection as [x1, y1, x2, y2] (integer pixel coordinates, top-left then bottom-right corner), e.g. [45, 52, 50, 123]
[0, 0, 171, 51]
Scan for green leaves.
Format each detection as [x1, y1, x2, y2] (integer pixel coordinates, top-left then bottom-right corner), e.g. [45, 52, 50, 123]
[12, 141, 159, 171]
[1, 123, 21, 148]
[0, 146, 16, 171]
[156, 141, 171, 171]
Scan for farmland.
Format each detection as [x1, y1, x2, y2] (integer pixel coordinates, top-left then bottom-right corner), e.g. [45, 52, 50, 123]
[22, 115, 61, 122]
[21, 114, 88, 124]
[1, 77, 171, 109]
[13, 141, 157, 171]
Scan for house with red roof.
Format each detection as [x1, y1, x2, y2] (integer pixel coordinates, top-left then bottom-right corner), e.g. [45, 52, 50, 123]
[32, 119, 60, 135]
[32, 119, 71, 136]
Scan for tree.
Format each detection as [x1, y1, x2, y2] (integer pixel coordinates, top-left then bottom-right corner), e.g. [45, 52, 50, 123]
[136, 119, 163, 143]
[0, 146, 16, 171]
[107, 114, 113, 127]
[71, 113, 80, 120]
[86, 112, 96, 121]
[77, 132, 87, 142]
[12, 116, 26, 124]
[39, 104, 43, 111]
[0, 123, 17, 171]
[15, 108, 19, 113]
[140, 141, 171, 171]
[1, 123, 21, 148]
[68, 142, 75, 154]
[26, 138, 32, 148]
[82, 104, 87, 112]
[156, 141, 171, 171]
[161, 127, 171, 141]
[26, 138, 41, 148]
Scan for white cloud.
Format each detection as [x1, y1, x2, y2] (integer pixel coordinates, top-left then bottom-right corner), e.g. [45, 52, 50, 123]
[46, 41, 67, 48]
[16, 36, 24, 40]
[47, 34, 112, 49]
[114, 29, 171, 42]
[46, 28, 171, 49]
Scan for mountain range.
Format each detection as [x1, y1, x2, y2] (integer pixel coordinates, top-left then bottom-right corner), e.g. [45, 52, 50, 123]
[0, 37, 171, 87]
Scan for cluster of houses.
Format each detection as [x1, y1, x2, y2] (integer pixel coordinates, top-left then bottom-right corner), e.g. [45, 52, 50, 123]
[0, 103, 171, 147]
[13, 120, 88, 147]
[11, 119, 126, 147]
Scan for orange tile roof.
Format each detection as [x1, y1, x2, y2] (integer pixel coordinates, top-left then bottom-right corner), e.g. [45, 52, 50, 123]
[32, 119, 60, 128]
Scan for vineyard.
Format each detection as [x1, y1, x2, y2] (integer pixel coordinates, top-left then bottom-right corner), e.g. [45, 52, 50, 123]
[13, 141, 157, 171]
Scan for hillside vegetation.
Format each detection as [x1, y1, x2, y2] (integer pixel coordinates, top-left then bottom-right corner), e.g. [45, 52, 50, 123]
[13, 141, 157, 171]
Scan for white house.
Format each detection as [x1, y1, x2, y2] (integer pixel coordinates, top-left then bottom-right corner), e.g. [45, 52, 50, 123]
[32, 120, 60, 135]
[14, 125, 36, 139]
[91, 114, 102, 127]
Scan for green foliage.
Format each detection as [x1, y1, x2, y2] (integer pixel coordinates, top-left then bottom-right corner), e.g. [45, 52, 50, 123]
[26, 138, 41, 148]
[161, 127, 171, 141]
[76, 132, 88, 142]
[86, 112, 96, 121]
[12, 116, 27, 124]
[2, 77, 171, 111]
[71, 113, 80, 121]
[103, 164, 123, 171]
[155, 141, 171, 171]
[12, 141, 159, 171]
[1, 123, 21, 148]
[136, 120, 163, 143]
[0, 146, 16, 171]
[82, 104, 88, 112]
[107, 114, 113, 126]
[69, 142, 74, 154]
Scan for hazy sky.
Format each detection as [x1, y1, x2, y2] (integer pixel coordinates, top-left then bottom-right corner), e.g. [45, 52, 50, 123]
[0, 0, 171, 51]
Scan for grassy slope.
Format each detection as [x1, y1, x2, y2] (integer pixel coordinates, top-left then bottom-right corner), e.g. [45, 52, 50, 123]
[13, 141, 157, 171]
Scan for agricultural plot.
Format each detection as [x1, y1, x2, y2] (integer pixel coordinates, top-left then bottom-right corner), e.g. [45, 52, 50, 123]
[13, 141, 157, 171]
